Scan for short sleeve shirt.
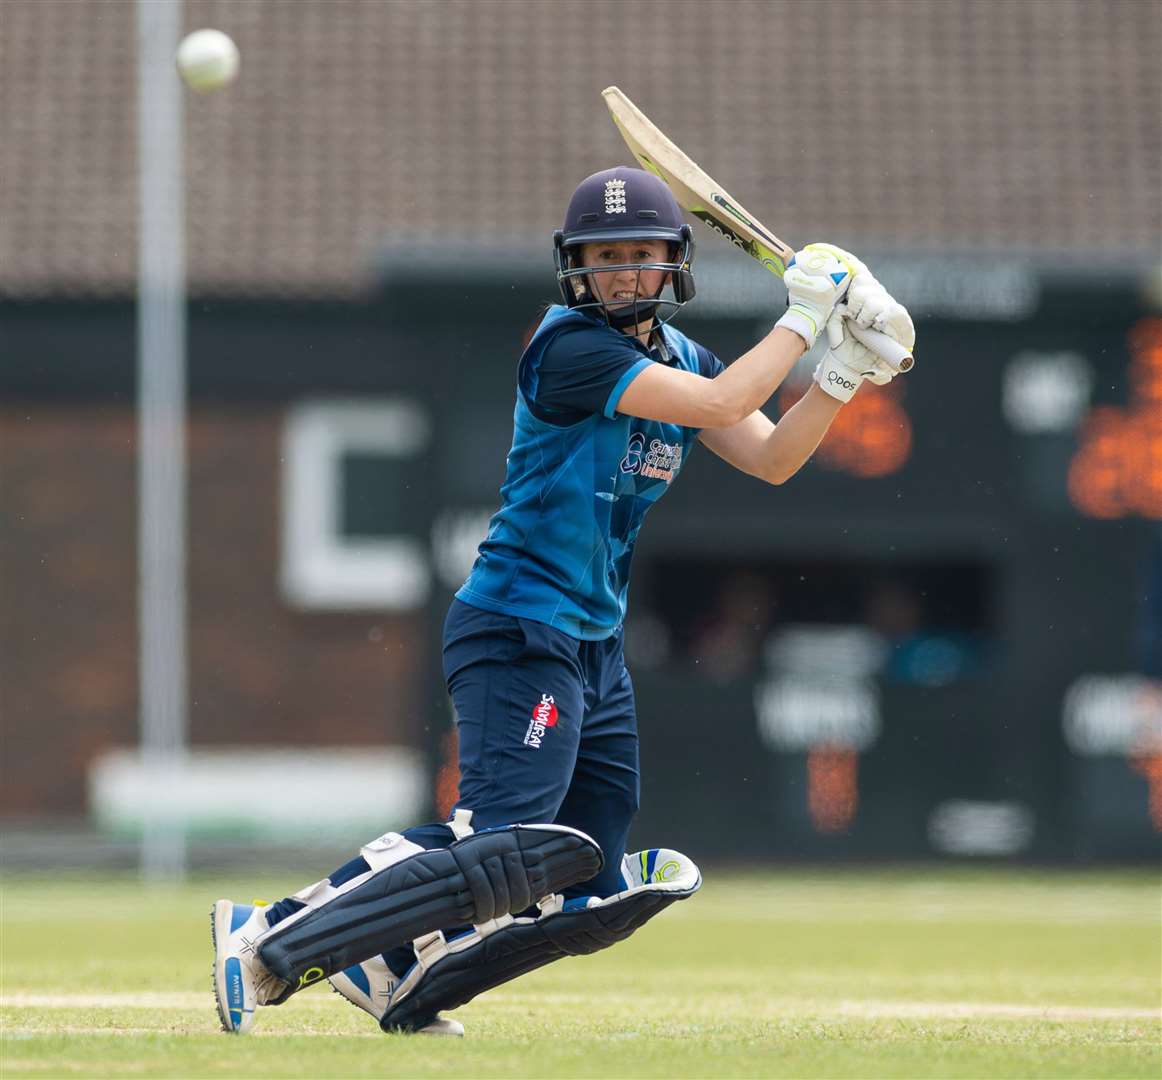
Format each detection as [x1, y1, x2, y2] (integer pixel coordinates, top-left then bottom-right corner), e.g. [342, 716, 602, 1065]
[457, 306, 725, 639]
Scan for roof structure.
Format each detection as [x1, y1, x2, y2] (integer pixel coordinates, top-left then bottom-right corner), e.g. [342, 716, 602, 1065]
[2, 0, 1158, 297]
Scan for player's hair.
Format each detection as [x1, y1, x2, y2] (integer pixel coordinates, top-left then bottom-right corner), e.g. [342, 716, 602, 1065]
[522, 305, 554, 351]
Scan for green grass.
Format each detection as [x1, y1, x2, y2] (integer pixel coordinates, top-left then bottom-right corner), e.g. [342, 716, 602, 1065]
[2, 868, 1159, 1078]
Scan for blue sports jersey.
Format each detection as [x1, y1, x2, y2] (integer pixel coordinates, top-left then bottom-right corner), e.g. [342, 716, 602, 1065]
[456, 305, 724, 640]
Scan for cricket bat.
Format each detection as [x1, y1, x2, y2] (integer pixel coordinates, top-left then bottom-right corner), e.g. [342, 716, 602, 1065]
[602, 86, 913, 372]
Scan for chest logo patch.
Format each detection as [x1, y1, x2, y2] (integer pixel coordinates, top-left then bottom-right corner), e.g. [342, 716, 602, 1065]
[620, 432, 682, 483]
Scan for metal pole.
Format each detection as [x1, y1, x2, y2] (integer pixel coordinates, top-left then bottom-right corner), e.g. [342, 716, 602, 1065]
[136, 0, 188, 881]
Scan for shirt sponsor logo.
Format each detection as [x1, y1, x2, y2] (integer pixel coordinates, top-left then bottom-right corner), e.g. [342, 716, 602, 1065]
[620, 432, 682, 483]
[524, 693, 559, 748]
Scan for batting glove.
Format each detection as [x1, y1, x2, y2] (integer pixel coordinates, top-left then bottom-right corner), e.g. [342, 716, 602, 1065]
[815, 318, 893, 402]
[843, 275, 916, 355]
[815, 282, 915, 403]
[775, 243, 864, 348]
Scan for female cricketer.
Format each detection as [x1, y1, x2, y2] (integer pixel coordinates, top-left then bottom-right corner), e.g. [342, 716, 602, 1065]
[212, 166, 916, 1037]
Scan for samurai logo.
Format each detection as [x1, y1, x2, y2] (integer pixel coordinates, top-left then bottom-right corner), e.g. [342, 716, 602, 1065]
[524, 693, 559, 748]
[604, 178, 627, 215]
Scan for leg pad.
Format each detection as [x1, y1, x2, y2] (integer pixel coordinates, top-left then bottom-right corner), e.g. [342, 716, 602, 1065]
[381, 847, 701, 1032]
[258, 824, 601, 993]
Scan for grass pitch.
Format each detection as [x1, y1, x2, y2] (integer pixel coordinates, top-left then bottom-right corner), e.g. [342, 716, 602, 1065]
[2, 867, 1158, 1078]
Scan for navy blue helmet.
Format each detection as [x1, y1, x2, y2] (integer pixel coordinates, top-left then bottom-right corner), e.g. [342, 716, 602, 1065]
[554, 167, 695, 329]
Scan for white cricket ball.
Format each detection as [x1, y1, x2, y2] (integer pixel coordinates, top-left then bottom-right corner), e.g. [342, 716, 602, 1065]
[175, 29, 239, 93]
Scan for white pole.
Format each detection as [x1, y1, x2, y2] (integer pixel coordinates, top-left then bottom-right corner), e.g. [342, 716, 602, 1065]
[136, 0, 188, 881]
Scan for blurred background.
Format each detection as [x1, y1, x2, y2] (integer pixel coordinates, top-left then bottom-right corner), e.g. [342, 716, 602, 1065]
[1, 0, 1159, 878]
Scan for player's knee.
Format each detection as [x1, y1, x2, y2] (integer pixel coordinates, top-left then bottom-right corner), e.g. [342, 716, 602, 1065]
[612, 787, 641, 829]
[595, 783, 640, 824]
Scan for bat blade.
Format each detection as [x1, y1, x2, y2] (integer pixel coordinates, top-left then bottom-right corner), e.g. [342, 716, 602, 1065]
[602, 86, 794, 276]
[602, 86, 913, 372]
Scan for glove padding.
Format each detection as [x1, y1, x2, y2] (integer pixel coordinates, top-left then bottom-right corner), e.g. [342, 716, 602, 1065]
[776, 243, 864, 348]
[844, 275, 915, 354]
[815, 277, 915, 403]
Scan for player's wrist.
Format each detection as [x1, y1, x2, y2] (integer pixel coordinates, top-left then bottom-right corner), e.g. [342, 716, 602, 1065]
[813, 351, 864, 403]
[775, 305, 823, 349]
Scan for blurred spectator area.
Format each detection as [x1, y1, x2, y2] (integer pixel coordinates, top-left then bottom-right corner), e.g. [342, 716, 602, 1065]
[0, 0, 1159, 299]
[628, 557, 990, 686]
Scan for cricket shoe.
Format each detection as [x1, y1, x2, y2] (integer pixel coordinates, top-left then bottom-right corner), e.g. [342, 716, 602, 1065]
[330, 955, 465, 1036]
[210, 899, 288, 1034]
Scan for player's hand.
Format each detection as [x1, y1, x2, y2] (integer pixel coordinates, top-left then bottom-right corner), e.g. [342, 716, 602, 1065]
[843, 275, 916, 354]
[815, 283, 914, 403]
[775, 243, 863, 348]
[814, 317, 894, 402]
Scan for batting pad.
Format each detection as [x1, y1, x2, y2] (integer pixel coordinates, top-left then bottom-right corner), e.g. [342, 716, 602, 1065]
[257, 824, 602, 995]
[379, 847, 701, 1033]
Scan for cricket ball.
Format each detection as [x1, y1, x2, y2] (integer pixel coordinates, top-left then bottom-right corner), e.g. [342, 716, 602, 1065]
[176, 29, 239, 93]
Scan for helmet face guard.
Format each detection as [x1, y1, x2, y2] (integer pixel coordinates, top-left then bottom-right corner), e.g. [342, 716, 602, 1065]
[553, 167, 697, 331]
[554, 225, 696, 330]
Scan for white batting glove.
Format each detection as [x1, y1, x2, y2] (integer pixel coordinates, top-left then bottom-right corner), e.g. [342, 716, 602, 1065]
[814, 317, 894, 402]
[815, 281, 915, 403]
[843, 275, 916, 354]
[775, 243, 863, 348]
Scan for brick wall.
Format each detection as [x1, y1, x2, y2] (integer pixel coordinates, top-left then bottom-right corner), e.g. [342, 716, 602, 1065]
[0, 403, 427, 815]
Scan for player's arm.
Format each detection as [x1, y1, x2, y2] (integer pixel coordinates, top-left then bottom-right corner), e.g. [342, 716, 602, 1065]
[700, 277, 916, 484]
[698, 386, 842, 485]
[616, 243, 856, 428]
[616, 326, 805, 428]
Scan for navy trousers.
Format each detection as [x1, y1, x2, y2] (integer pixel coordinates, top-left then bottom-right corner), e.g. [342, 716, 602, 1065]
[262, 598, 639, 931]
[435, 598, 640, 899]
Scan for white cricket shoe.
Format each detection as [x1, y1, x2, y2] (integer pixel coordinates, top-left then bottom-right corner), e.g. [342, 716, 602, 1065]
[330, 955, 465, 1036]
[210, 900, 287, 1034]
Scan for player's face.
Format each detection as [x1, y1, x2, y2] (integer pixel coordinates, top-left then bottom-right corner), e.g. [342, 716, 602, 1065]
[579, 239, 671, 308]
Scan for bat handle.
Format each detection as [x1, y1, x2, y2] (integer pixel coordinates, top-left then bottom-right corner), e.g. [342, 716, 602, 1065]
[848, 324, 915, 373]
